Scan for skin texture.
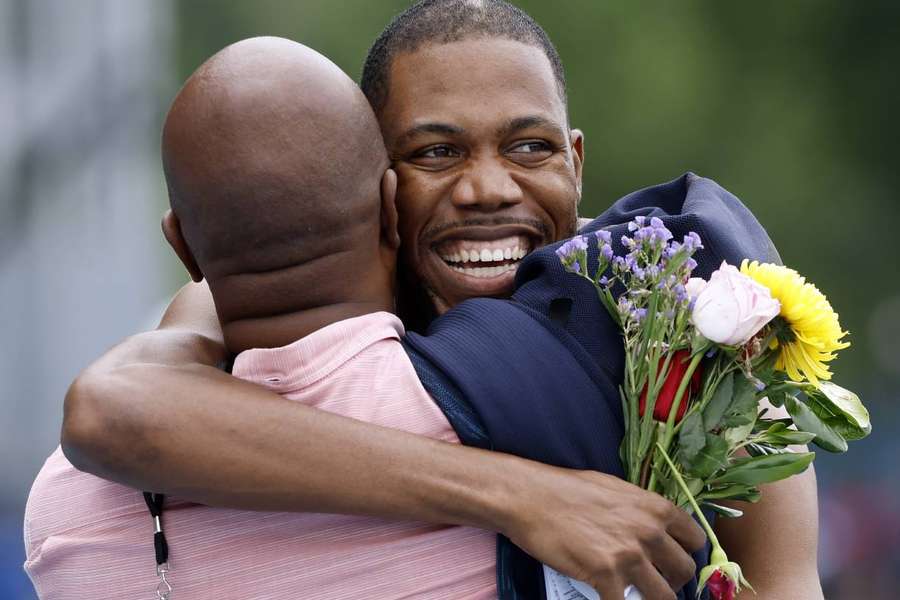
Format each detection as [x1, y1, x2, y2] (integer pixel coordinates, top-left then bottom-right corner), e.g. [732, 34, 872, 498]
[380, 39, 583, 328]
[61, 36, 822, 599]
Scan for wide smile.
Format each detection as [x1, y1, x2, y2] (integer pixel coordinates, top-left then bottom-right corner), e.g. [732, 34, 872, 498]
[426, 225, 542, 299]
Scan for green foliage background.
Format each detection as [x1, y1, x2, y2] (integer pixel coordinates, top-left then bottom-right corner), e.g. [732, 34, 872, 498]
[173, 0, 900, 406]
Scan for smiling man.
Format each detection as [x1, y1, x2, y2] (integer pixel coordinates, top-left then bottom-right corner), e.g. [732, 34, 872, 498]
[363, 7, 584, 326]
[59, 1, 821, 599]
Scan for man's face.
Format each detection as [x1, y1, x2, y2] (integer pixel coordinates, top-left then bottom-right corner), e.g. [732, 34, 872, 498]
[379, 38, 584, 314]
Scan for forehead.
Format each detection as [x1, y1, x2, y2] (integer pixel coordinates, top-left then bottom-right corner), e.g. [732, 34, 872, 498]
[380, 38, 567, 139]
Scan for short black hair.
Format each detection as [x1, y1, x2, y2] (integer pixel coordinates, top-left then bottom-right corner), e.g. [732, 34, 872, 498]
[361, 0, 566, 113]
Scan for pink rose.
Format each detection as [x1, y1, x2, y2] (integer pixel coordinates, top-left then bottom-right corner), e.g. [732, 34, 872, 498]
[691, 261, 780, 346]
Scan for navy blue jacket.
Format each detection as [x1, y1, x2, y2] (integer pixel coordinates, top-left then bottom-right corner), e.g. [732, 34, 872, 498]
[404, 173, 780, 600]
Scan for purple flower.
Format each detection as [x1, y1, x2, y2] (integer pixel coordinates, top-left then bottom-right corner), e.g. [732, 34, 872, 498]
[685, 258, 698, 273]
[653, 226, 673, 243]
[555, 236, 587, 260]
[601, 244, 614, 261]
[598, 276, 609, 285]
[595, 229, 612, 244]
[683, 231, 703, 251]
[647, 265, 660, 279]
[631, 308, 648, 322]
[622, 235, 637, 250]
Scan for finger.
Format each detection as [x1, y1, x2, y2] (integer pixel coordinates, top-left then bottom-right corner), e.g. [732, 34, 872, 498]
[665, 508, 707, 552]
[629, 558, 676, 600]
[592, 574, 627, 600]
[649, 532, 697, 591]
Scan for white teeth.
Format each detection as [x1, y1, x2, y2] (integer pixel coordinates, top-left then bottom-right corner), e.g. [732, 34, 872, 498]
[451, 262, 521, 278]
[441, 242, 531, 266]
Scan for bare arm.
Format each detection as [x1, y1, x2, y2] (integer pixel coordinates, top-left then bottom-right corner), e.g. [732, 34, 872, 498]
[62, 281, 706, 598]
[716, 400, 823, 599]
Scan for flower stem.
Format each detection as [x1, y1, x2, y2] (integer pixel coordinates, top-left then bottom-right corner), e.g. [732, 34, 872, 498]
[654, 442, 721, 548]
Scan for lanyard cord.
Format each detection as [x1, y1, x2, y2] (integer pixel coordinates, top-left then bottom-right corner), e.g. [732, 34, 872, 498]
[143, 492, 172, 599]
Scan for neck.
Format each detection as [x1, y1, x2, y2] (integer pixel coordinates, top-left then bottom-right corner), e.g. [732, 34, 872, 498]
[221, 299, 394, 354]
[208, 247, 397, 354]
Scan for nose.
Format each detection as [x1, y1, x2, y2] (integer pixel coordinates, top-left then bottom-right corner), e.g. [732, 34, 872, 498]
[451, 156, 523, 212]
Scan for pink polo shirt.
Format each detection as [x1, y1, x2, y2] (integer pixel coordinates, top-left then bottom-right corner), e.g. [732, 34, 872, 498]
[24, 312, 497, 599]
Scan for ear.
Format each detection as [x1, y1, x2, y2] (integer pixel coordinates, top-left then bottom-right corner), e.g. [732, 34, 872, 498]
[570, 128, 585, 201]
[380, 168, 400, 250]
[161, 210, 204, 282]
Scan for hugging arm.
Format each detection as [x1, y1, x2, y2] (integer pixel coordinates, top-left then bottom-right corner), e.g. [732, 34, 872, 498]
[715, 399, 824, 599]
[62, 281, 705, 596]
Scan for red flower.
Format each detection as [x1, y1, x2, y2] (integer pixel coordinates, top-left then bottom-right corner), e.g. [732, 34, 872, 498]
[707, 568, 737, 600]
[638, 349, 703, 422]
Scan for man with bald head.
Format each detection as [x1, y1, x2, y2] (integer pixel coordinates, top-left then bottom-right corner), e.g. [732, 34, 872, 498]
[25, 38, 499, 599]
[160, 36, 397, 355]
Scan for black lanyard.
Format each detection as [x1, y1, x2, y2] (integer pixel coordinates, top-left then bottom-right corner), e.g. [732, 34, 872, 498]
[143, 491, 172, 598]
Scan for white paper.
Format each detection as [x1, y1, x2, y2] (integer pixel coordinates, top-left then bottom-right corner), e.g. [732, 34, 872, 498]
[543, 565, 642, 600]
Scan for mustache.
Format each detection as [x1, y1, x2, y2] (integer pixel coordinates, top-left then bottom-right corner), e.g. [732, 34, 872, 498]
[422, 217, 550, 241]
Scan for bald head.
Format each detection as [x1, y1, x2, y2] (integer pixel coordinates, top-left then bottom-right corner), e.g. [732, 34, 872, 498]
[163, 37, 389, 280]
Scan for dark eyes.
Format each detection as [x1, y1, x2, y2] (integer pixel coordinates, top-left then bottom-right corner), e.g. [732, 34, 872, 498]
[420, 145, 461, 159]
[407, 140, 555, 169]
[506, 140, 553, 162]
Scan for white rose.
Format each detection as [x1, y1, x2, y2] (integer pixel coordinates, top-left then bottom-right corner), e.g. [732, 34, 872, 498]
[691, 261, 781, 346]
[684, 277, 708, 301]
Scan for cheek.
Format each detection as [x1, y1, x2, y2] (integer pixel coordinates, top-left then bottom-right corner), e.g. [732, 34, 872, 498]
[394, 172, 439, 257]
[523, 169, 579, 239]
[397, 167, 445, 241]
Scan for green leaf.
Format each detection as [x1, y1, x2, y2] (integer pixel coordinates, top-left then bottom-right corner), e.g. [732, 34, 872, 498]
[751, 420, 816, 447]
[680, 434, 730, 479]
[785, 396, 848, 453]
[825, 417, 870, 442]
[762, 428, 817, 446]
[723, 417, 757, 448]
[814, 382, 871, 440]
[710, 451, 815, 486]
[765, 389, 788, 408]
[677, 411, 706, 469]
[702, 372, 734, 431]
[702, 502, 744, 518]
[721, 375, 758, 428]
[699, 484, 762, 503]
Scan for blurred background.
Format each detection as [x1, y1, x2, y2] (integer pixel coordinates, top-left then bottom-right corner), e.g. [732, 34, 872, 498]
[2, 1, 898, 597]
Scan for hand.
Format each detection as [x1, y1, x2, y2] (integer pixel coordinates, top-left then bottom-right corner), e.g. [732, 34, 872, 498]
[502, 464, 706, 600]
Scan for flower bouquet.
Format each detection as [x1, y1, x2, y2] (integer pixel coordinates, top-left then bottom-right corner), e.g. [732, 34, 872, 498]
[556, 216, 871, 599]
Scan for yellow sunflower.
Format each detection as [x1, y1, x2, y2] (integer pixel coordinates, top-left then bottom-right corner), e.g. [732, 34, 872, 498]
[740, 259, 850, 385]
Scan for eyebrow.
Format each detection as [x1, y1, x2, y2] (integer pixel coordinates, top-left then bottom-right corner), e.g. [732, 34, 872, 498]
[395, 122, 465, 146]
[497, 115, 567, 139]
